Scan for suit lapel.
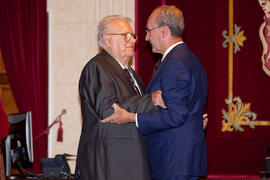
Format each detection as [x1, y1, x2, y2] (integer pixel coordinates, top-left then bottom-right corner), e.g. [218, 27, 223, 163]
[101, 50, 143, 95]
[146, 63, 163, 93]
[146, 43, 187, 93]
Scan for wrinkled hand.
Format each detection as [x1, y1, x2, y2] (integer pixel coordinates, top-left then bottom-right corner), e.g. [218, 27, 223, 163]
[151, 90, 167, 109]
[100, 103, 135, 124]
[203, 114, 208, 130]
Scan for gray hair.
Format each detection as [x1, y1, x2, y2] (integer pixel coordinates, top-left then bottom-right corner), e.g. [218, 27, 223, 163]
[97, 15, 132, 49]
[154, 5, 184, 38]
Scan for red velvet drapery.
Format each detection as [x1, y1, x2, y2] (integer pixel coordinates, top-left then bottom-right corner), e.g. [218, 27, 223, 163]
[0, 98, 8, 141]
[0, 0, 48, 172]
[136, 0, 270, 176]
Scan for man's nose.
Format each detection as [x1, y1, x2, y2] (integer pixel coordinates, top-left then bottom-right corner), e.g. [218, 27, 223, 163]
[130, 36, 136, 43]
[145, 32, 149, 41]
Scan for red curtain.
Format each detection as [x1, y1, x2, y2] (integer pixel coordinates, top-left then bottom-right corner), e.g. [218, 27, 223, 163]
[136, 0, 270, 176]
[0, 98, 8, 141]
[0, 0, 48, 172]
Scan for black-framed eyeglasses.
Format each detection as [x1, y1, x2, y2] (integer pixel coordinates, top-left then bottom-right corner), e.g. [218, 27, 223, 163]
[145, 25, 163, 34]
[106, 32, 137, 42]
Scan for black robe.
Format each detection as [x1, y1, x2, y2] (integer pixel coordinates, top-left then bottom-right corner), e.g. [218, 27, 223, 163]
[75, 50, 155, 180]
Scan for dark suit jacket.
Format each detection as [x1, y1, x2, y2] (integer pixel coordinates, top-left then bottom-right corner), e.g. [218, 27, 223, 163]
[75, 50, 155, 180]
[137, 43, 208, 179]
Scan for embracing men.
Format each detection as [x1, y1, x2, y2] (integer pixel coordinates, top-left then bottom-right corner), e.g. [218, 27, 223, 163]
[76, 5, 208, 180]
[102, 5, 208, 180]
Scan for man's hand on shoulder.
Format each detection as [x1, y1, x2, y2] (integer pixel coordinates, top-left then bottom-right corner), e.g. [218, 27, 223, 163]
[203, 113, 208, 130]
[151, 90, 167, 109]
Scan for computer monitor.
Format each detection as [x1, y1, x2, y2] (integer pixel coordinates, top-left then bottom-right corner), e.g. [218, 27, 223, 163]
[3, 111, 33, 176]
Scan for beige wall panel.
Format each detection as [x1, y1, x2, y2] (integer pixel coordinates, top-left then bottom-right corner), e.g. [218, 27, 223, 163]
[52, 24, 88, 84]
[47, 0, 88, 24]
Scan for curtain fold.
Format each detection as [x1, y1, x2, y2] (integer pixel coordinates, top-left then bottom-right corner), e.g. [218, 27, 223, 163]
[0, 98, 8, 141]
[0, 0, 48, 173]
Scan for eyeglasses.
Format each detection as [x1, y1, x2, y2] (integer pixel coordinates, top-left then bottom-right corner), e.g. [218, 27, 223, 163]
[145, 25, 163, 34]
[106, 32, 137, 42]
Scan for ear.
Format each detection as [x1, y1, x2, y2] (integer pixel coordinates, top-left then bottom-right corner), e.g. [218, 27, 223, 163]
[103, 35, 110, 49]
[161, 25, 169, 38]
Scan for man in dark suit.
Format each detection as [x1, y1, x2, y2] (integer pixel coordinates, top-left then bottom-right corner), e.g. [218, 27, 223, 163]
[102, 5, 208, 180]
[75, 15, 165, 180]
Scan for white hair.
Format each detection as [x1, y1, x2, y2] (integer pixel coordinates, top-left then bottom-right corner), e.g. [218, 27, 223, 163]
[97, 15, 132, 49]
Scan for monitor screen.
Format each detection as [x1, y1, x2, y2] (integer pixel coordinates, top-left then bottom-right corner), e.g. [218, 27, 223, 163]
[3, 111, 33, 176]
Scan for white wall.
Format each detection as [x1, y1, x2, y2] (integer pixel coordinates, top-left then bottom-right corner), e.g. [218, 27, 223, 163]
[46, 0, 135, 172]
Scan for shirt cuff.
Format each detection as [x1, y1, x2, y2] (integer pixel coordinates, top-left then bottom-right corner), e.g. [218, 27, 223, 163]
[135, 113, 138, 127]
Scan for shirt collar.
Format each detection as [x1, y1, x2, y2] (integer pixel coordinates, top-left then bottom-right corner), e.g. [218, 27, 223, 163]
[161, 41, 183, 62]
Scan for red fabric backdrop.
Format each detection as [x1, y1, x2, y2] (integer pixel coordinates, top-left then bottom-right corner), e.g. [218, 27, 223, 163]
[0, 98, 8, 140]
[0, 0, 48, 172]
[136, 0, 270, 175]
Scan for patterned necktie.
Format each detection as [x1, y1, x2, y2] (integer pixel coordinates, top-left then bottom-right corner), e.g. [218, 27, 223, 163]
[123, 68, 141, 96]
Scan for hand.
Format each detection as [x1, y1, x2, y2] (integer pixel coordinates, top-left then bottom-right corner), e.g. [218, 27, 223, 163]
[151, 90, 167, 109]
[100, 103, 136, 124]
[203, 113, 208, 130]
